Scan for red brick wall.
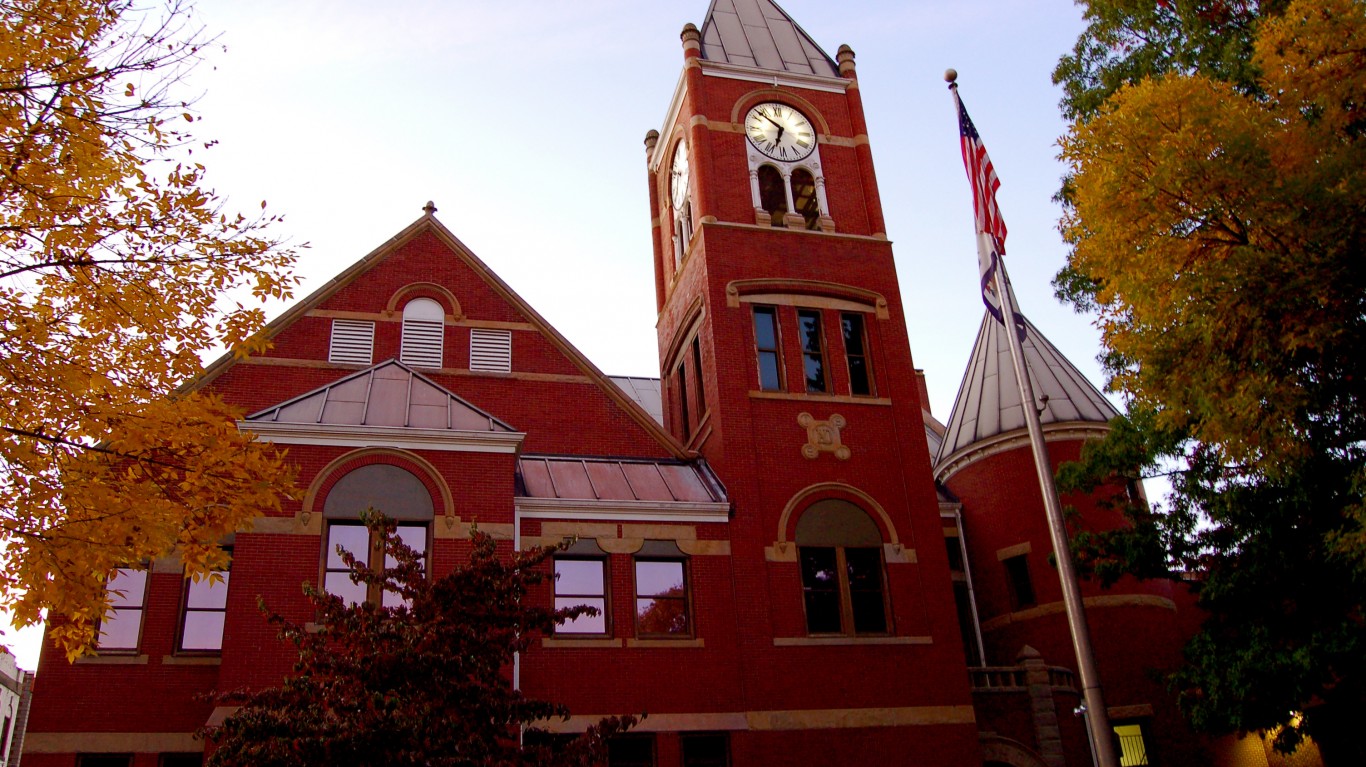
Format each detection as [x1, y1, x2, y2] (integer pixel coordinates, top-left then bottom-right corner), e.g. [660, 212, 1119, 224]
[947, 438, 1210, 764]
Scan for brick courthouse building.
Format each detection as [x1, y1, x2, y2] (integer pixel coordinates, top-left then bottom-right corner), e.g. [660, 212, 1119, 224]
[21, 2, 1258, 766]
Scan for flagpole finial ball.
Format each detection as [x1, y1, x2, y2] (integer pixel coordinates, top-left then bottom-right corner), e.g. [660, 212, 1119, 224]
[944, 68, 958, 83]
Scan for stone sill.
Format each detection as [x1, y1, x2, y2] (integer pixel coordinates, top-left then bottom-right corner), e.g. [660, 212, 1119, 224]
[76, 654, 149, 665]
[161, 655, 222, 666]
[626, 638, 705, 649]
[773, 636, 932, 647]
[541, 637, 622, 649]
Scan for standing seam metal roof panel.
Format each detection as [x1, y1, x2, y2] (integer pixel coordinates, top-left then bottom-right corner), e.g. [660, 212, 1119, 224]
[699, 0, 838, 77]
[936, 313, 1120, 466]
[515, 457, 727, 504]
[244, 359, 517, 432]
[609, 376, 664, 425]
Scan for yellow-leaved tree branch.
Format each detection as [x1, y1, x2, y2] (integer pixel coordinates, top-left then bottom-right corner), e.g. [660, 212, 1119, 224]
[0, 0, 298, 658]
[1055, 0, 1365, 760]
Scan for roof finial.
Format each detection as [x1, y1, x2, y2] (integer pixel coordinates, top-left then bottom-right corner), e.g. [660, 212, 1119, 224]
[680, 22, 701, 58]
[423, 200, 437, 215]
[837, 44, 856, 77]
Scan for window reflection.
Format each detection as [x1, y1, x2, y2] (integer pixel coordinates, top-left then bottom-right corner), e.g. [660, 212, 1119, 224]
[635, 559, 689, 636]
[97, 568, 148, 651]
[180, 563, 230, 652]
[555, 558, 608, 635]
[324, 522, 427, 607]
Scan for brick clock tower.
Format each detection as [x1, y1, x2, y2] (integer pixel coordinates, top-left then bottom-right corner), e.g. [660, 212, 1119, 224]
[645, 1, 980, 762]
[13, 3, 1245, 766]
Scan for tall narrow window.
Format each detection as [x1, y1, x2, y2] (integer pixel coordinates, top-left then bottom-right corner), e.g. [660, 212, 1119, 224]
[945, 531, 983, 666]
[96, 568, 148, 651]
[179, 556, 230, 653]
[1004, 554, 1036, 609]
[554, 541, 609, 635]
[796, 500, 889, 635]
[757, 165, 786, 227]
[752, 306, 783, 391]
[691, 337, 706, 416]
[953, 581, 982, 666]
[841, 313, 873, 396]
[634, 541, 690, 637]
[324, 523, 373, 606]
[676, 363, 691, 440]
[322, 464, 433, 606]
[796, 309, 827, 393]
[400, 297, 444, 368]
[790, 168, 820, 230]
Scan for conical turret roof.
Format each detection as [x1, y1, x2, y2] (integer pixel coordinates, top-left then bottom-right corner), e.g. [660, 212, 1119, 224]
[699, 0, 838, 77]
[935, 312, 1119, 473]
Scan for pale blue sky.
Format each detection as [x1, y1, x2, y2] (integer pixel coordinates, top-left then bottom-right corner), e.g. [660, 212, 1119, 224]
[4, 0, 1099, 669]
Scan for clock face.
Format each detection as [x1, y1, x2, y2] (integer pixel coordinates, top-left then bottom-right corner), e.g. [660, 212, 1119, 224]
[670, 141, 691, 210]
[745, 102, 816, 161]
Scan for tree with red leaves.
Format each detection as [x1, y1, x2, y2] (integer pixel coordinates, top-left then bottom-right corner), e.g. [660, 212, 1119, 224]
[201, 516, 634, 766]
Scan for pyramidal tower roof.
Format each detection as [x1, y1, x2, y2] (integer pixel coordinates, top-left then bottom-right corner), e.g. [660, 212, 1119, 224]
[935, 312, 1119, 474]
[699, 0, 838, 77]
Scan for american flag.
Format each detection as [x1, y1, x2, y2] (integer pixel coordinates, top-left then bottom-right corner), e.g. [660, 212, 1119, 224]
[951, 82, 1024, 338]
[953, 85, 1007, 253]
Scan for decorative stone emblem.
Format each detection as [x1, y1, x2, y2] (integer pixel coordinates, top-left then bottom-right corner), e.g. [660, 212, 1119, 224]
[798, 412, 850, 460]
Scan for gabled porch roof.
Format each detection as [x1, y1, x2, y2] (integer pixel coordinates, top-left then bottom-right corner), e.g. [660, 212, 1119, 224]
[242, 360, 523, 453]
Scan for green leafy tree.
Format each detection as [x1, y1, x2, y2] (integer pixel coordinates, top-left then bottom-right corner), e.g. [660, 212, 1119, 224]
[202, 516, 635, 766]
[1053, 0, 1285, 122]
[1055, 0, 1365, 762]
[1, 0, 298, 656]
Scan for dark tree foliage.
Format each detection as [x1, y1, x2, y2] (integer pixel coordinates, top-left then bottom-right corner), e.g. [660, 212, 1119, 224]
[1054, 1, 1365, 763]
[1061, 413, 1364, 761]
[201, 516, 634, 766]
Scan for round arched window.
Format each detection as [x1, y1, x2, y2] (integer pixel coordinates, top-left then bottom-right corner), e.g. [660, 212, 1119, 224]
[795, 499, 887, 635]
[321, 463, 434, 606]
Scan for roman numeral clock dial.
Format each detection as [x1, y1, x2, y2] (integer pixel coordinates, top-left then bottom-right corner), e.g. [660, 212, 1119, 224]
[744, 102, 815, 162]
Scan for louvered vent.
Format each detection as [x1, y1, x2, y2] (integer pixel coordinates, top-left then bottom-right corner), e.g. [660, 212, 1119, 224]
[470, 329, 512, 373]
[329, 319, 374, 365]
[401, 319, 444, 368]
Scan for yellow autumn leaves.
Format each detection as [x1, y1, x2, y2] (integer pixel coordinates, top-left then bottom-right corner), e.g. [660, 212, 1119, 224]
[1059, 0, 1366, 472]
[1, 0, 298, 656]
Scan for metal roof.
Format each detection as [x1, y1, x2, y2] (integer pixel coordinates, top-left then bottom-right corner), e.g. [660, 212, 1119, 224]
[516, 455, 727, 504]
[936, 313, 1119, 466]
[699, 0, 838, 76]
[923, 409, 946, 459]
[245, 359, 515, 432]
[609, 376, 664, 425]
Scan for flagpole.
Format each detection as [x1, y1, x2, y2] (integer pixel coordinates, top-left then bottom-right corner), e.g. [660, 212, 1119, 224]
[948, 67, 1118, 767]
[988, 234, 1119, 767]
